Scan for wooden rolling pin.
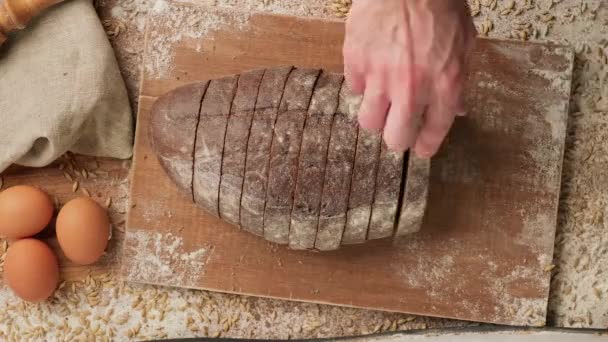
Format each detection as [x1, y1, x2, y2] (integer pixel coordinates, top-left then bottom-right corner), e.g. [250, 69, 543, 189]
[0, 0, 65, 45]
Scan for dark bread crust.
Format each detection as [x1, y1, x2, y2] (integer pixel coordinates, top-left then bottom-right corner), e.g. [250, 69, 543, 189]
[289, 72, 343, 250]
[368, 143, 405, 240]
[264, 68, 320, 244]
[395, 155, 430, 237]
[149, 81, 209, 200]
[314, 83, 360, 251]
[343, 128, 382, 245]
[193, 75, 239, 216]
[219, 69, 265, 226]
[240, 67, 294, 236]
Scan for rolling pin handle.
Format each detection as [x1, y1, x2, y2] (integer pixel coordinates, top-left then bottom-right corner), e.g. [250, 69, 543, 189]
[0, 0, 65, 39]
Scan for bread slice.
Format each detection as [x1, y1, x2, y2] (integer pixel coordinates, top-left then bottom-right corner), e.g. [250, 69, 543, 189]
[342, 127, 382, 244]
[240, 67, 293, 236]
[149, 82, 209, 200]
[395, 155, 430, 236]
[264, 68, 320, 244]
[368, 144, 405, 240]
[289, 72, 343, 250]
[193, 75, 239, 216]
[315, 83, 360, 251]
[219, 69, 265, 226]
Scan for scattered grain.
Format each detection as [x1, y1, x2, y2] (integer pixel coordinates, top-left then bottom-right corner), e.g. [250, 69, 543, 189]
[82, 188, 91, 197]
[64, 172, 73, 182]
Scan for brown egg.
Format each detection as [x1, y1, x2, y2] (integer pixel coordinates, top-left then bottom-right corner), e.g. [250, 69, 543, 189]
[0, 185, 54, 239]
[3, 239, 59, 302]
[56, 197, 110, 265]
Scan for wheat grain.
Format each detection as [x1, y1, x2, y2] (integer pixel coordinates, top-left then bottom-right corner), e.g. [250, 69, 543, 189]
[82, 188, 91, 197]
[64, 172, 73, 182]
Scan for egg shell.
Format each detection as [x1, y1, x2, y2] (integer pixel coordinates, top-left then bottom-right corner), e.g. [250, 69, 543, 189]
[0, 185, 54, 239]
[56, 197, 110, 265]
[3, 239, 59, 302]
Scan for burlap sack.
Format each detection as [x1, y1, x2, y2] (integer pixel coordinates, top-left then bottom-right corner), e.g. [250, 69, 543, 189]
[0, 0, 133, 173]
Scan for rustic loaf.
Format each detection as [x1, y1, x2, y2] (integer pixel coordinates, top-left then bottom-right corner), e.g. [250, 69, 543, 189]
[149, 67, 430, 251]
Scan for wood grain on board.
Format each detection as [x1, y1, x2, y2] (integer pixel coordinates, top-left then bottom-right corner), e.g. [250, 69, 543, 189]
[121, 4, 574, 326]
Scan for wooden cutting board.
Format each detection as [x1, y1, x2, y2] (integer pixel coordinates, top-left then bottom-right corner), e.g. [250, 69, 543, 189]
[121, 3, 574, 326]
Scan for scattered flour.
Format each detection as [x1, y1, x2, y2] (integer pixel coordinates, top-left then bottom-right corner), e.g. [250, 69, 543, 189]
[152, 0, 170, 14]
[122, 230, 211, 287]
[110, 5, 126, 18]
[145, 3, 251, 78]
[393, 234, 548, 327]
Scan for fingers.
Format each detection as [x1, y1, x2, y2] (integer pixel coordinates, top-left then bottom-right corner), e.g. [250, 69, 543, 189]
[382, 71, 423, 152]
[357, 75, 390, 131]
[414, 103, 454, 158]
[414, 64, 464, 158]
[382, 61, 428, 152]
[383, 98, 425, 153]
[442, 62, 466, 115]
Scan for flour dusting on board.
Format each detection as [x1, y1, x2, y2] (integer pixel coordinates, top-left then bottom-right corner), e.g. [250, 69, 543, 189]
[518, 211, 557, 255]
[527, 48, 573, 193]
[145, 3, 251, 78]
[393, 236, 549, 326]
[123, 230, 212, 287]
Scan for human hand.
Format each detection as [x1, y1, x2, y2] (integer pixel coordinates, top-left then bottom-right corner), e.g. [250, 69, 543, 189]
[343, 0, 476, 158]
